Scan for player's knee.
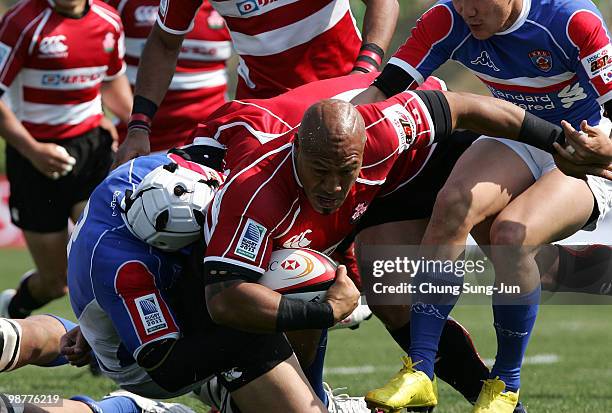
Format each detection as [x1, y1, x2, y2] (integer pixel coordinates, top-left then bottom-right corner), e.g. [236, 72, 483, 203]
[0, 318, 22, 372]
[489, 219, 527, 246]
[432, 184, 477, 232]
[137, 338, 185, 392]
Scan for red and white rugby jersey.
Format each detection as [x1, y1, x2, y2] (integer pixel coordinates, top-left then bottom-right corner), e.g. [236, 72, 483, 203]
[0, 0, 125, 140]
[157, 0, 362, 99]
[109, 0, 231, 151]
[190, 72, 378, 170]
[202, 88, 438, 279]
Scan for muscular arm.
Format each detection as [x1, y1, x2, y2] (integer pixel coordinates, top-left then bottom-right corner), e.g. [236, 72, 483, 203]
[360, 0, 399, 53]
[0, 100, 74, 177]
[205, 280, 282, 333]
[101, 74, 132, 124]
[133, 24, 184, 106]
[443, 91, 526, 139]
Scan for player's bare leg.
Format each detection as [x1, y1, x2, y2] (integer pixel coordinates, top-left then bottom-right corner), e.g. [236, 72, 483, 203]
[489, 167, 594, 293]
[231, 354, 327, 413]
[6, 315, 66, 370]
[421, 140, 534, 255]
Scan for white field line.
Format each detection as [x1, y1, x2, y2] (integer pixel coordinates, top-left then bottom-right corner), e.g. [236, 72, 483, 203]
[324, 353, 559, 376]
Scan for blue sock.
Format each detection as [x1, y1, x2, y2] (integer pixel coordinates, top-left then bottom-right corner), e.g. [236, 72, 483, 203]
[70, 396, 104, 413]
[97, 396, 142, 413]
[490, 286, 540, 392]
[43, 315, 78, 367]
[304, 329, 328, 406]
[410, 268, 462, 379]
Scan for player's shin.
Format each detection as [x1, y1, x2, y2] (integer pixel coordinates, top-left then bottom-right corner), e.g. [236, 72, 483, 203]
[489, 286, 540, 393]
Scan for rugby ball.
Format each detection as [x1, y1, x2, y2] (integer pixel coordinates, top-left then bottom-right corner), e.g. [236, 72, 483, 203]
[259, 248, 337, 302]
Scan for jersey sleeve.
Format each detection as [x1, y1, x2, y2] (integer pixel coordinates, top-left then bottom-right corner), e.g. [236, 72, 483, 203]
[0, 10, 30, 95]
[90, 241, 180, 359]
[105, 23, 127, 80]
[203, 199, 274, 283]
[156, 0, 202, 35]
[565, 8, 612, 105]
[376, 1, 461, 96]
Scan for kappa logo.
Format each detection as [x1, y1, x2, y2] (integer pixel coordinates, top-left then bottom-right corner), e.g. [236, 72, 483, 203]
[470, 51, 500, 72]
[159, 0, 168, 18]
[39, 35, 68, 58]
[134, 5, 158, 25]
[558, 83, 587, 108]
[528, 50, 552, 72]
[235, 218, 267, 261]
[135, 294, 168, 335]
[283, 229, 312, 249]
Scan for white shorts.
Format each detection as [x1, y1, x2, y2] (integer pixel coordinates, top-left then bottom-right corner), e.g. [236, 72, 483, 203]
[477, 117, 612, 232]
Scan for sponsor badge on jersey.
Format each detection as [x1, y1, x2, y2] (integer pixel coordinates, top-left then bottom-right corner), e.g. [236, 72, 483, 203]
[0, 42, 12, 73]
[235, 218, 267, 261]
[582, 44, 612, 79]
[382, 104, 416, 152]
[135, 294, 168, 335]
[601, 68, 612, 84]
[528, 50, 552, 72]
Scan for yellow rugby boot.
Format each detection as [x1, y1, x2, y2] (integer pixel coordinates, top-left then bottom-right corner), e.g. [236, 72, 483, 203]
[365, 356, 437, 413]
[472, 378, 519, 413]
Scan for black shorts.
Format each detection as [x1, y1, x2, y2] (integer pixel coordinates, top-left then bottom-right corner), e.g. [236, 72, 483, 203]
[356, 130, 479, 231]
[6, 127, 113, 233]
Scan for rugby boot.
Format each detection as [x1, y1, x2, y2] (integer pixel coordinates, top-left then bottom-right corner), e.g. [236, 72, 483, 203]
[365, 356, 437, 413]
[472, 378, 519, 413]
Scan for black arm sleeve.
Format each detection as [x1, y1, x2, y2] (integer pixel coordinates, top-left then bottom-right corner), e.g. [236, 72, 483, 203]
[373, 64, 418, 98]
[412, 90, 453, 142]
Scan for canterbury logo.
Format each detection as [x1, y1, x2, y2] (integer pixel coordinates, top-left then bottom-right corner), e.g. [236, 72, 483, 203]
[471, 51, 500, 72]
[134, 6, 157, 23]
[283, 229, 312, 248]
[39, 35, 68, 55]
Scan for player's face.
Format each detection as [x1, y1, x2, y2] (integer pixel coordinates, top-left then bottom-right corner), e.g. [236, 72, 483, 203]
[295, 146, 363, 215]
[452, 0, 522, 39]
[54, 0, 88, 17]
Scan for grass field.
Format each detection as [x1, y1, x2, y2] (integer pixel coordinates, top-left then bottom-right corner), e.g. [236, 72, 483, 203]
[0, 249, 611, 412]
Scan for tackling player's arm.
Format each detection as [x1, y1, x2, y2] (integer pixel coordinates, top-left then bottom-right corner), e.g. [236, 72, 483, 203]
[414, 90, 567, 153]
[351, 0, 399, 74]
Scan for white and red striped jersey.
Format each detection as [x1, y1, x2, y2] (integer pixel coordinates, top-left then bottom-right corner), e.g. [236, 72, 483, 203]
[0, 0, 126, 140]
[157, 0, 362, 99]
[200, 75, 441, 278]
[110, 0, 231, 151]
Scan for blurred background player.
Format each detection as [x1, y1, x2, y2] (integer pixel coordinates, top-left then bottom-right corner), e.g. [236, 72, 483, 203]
[108, 0, 232, 153]
[354, 0, 612, 412]
[114, 0, 400, 164]
[0, 0, 131, 318]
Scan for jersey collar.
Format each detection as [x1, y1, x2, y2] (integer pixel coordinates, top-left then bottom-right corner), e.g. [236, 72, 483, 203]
[496, 0, 531, 36]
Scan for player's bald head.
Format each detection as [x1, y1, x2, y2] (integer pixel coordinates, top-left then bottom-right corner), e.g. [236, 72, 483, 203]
[297, 99, 366, 159]
[294, 100, 366, 215]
